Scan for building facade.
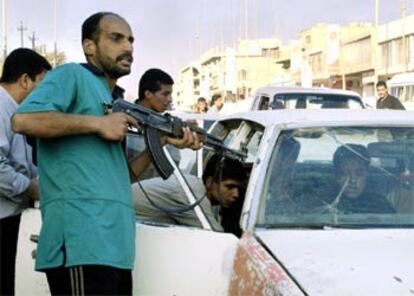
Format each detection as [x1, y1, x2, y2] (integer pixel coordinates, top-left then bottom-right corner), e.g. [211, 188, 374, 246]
[377, 14, 414, 80]
[175, 15, 414, 111]
[176, 39, 283, 110]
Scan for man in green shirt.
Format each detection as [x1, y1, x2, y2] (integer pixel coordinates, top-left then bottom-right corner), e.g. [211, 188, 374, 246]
[12, 12, 198, 296]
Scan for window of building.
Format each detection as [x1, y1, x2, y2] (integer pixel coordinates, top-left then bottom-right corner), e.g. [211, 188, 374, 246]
[238, 69, 247, 81]
[309, 52, 323, 74]
[407, 34, 414, 65]
[380, 42, 392, 68]
[395, 38, 404, 66]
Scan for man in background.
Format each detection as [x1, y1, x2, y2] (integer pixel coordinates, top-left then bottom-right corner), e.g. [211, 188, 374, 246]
[0, 48, 51, 296]
[376, 80, 405, 110]
[127, 68, 200, 180]
[135, 68, 174, 113]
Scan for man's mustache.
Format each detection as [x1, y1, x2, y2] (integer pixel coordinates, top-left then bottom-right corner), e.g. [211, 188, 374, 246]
[117, 54, 133, 63]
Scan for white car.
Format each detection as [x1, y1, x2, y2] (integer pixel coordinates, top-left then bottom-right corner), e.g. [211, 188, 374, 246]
[17, 110, 414, 295]
[388, 72, 414, 110]
[250, 86, 365, 110]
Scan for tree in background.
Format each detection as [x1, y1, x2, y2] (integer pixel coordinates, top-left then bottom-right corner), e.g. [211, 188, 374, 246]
[35, 45, 66, 66]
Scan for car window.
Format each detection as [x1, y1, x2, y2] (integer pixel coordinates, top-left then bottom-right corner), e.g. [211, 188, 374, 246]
[407, 86, 414, 102]
[258, 96, 270, 110]
[183, 119, 264, 176]
[258, 126, 414, 229]
[390, 86, 404, 99]
[223, 129, 238, 146]
[178, 118, 218, 176]
[245, 130, 263, 161]
[272, 93, 363, 109]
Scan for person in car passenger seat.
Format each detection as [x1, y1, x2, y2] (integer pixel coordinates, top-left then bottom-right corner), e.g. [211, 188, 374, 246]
[331, 144, 395, 214]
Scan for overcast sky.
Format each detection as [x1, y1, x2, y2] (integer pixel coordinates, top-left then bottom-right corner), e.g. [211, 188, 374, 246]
[1, 0, 412, 97]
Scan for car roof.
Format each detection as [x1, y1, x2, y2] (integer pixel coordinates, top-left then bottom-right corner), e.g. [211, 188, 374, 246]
[255, 86, 361, 98]
[388, 72, 414, 85]
[168, 110, 219, 121]
[220, 109, 414, 128]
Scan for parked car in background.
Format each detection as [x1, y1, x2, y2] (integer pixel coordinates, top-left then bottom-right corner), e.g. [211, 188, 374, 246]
[250, 86, 365, 110]
[388, 72, 414, 110]
[16, 110, 414, 295]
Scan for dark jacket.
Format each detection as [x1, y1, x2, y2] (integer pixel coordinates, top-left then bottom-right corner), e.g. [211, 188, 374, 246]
[376, 95, 405, 110]
[337, 191, 395, 214]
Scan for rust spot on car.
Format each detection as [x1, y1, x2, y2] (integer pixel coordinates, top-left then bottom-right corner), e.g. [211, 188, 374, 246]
[229, 233, 303, 295]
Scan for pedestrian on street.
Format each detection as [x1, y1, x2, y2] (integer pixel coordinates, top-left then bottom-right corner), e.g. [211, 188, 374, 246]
[0, 48, 51, 296]
[196, 97, 208, 114]
[207, 94, 224, 116]
[376, 80, 405, 110]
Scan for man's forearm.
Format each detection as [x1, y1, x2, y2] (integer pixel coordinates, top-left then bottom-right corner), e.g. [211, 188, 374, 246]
[128, 150, 152, 183]
[12, 112, 101, 138]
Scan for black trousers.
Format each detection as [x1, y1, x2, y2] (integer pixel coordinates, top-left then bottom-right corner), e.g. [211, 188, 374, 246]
[0, 214, 22, 296]
[45, 265, 132, 296]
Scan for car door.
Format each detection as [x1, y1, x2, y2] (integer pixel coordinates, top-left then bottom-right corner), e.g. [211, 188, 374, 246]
[134, 118, 266, 295]
[134, 223, 239, 295]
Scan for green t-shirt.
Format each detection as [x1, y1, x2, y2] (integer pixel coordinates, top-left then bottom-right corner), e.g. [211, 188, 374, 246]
[16, 63, 135, 270]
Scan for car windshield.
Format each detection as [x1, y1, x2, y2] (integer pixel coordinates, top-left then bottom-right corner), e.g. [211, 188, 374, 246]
[271, 93, 363, 109]
[257, 126, 414, 229]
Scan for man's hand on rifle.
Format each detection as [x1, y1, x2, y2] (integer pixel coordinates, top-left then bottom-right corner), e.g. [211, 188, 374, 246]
[97, 113, 139, 141]
[164, 127, 203, 150]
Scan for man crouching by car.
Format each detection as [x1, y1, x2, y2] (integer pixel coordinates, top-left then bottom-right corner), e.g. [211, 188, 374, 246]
[132, 154, 246, 232]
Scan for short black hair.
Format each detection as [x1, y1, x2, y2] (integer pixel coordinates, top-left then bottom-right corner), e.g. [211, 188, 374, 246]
[82, 12, 122, 42]
[333, 144, 370, 171]
[137, 68, 174, 100]
[0, 48, 51, 83]
[203, 154, 246, 184]
[376, 80, 388, 89]
[211, 94, 222, 106]
[197, 97, 206, 103]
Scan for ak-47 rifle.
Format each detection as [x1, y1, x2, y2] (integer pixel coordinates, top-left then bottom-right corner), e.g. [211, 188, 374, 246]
[104, 99, 247, 179]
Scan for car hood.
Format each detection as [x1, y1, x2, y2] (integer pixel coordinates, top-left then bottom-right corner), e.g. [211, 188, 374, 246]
[255, 228, 414, 295]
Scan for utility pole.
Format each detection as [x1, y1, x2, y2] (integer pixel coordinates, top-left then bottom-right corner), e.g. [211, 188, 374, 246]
[400, 0, 407, 71]
[244, 0, 248, 39]
[53, 0, 58, 66]
[28, 31, 38, 50]
[17, 21, 27, 47]
[375, 0, 379, 28]
[374, 0, 379, 84]
[2, 0, 7, 58]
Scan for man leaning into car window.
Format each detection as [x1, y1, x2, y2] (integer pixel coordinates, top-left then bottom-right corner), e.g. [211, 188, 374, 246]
[132, 155, 246, 231]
